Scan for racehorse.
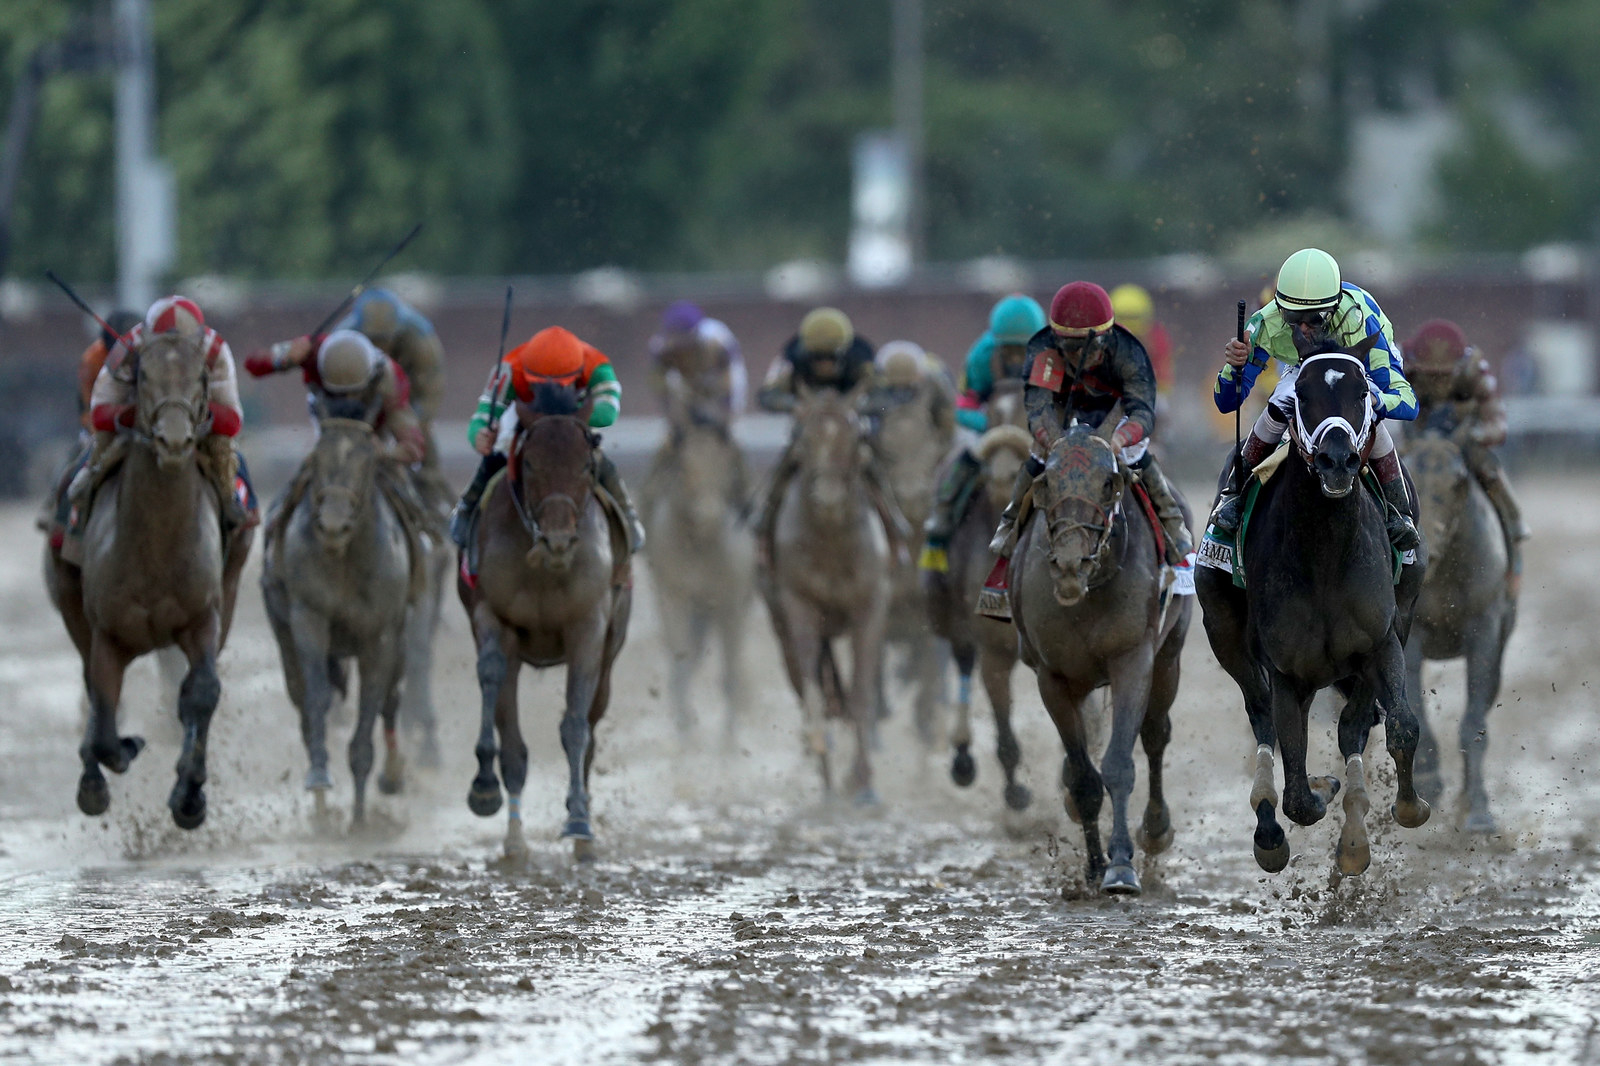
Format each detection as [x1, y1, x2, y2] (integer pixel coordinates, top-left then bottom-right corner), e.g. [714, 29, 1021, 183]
[261, 418, 416, 824]
[928, 421, 1032, 811]
[1010, 420, 1190, 894]
[43, 331, 253, 828]
[459, 384, 632, 860]
[1197, 344, 1431, 877]
[760, 384, 892, 803]
[871, 390, 953, 743]
[1402, 432, 1516, 833]
[641, 383, 754, 739]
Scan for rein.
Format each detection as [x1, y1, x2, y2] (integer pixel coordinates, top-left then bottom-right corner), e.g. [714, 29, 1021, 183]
[1043, 476, 1127, 584]
[507, 417, 595, 550]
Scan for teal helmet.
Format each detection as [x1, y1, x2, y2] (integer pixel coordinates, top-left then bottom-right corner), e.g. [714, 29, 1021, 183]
[988, 294, 1046, 346]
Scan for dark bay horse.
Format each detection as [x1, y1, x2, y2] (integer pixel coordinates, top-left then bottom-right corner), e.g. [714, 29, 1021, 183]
[262, 418, 413, 824]
[43, 332, 253, 828]
[760, 385, 892, 803]
[928, 422, 1031, 811]
[1010, 422, 1191, 894]
[1197, 347, 1430, 877]
[459, 386, 632, 861]
[1402, 432, 1516, 832]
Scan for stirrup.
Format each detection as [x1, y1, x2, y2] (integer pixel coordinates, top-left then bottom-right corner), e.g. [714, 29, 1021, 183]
[988, 520, 1016, 558]
[1208, 492, 1243, 535]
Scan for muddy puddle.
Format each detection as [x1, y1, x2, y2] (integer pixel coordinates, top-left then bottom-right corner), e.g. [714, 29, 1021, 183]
[3, 479, 1600, 1064]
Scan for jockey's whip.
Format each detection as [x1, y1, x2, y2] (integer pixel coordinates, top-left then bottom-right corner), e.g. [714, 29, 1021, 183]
[485, 285, 514, 438]
[43, 269, 131, 348]
[1232, 298, 1247, 489]
[309, 221, 424, 338]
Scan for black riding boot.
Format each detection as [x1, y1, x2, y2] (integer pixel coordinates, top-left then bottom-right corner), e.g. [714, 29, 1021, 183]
[450, 453, 507, 549]
[920, 449, 982, 572]
[596, 451, 647, 552]
[988, 455, 1043, 558]
[1379, 475, 1421, 553]
[1208, 431, 1277, 536]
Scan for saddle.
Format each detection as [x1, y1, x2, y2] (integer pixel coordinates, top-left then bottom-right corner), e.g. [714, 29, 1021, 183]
[1195, 443, 1416, 589]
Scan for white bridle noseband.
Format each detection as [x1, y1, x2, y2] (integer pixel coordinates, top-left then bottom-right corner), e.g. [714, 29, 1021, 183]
[1293, 353, 1374, 455]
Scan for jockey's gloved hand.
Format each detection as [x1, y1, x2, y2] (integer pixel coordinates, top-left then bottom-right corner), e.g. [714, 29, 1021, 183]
[243, 351, 279, 377]
[1367, 379, 1384, 414]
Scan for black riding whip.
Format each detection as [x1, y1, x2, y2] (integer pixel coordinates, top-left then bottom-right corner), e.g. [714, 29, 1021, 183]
[309, 221, 424, 338]
[43, 269, 131, 349]
[1233, 298, 1247, 489]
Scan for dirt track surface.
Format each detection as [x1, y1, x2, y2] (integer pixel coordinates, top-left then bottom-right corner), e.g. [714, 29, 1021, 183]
[2, 478, 1599, 1065]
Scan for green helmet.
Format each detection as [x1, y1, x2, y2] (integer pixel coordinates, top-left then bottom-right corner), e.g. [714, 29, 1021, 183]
[988, 294, 1046, 345]
[1274, 248, 1341, 312]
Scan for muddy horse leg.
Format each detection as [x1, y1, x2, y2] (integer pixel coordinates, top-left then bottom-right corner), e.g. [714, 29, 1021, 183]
[1459, 619, 1506, 833]
[558, 618, 608, 844]
[982, 642, 1028, 811]
[1375, 633, 1431, 829]
[572, 650, 616, 864]
[1137, 631, 1182, 856]
[467, 608, 513, 818]
[716, 596, 749, 742]
[288, 604, 336, 793]
[1334, 678, 1380, 876]
[170, 614, 222, 830]
[1037, 670, 1106, 888]
[1099, 649, 1156, 895]
[781, 599, 832, 793]
[1273, 673, 1328, 828]
[948, 643, 978, 787]
[1404, 625, 1444, 803]
[847, 596, 889, 806]
[350, 633, 403, 824]
[495, 653, 528, 860]
[399, 581, 443, 770]
[77, 633, 143, 816]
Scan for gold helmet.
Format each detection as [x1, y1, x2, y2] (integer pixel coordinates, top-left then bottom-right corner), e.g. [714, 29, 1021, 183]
[798, 307, 853, 355]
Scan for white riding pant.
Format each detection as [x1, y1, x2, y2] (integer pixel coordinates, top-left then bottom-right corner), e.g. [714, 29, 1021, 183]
[1248, 365, 1394, 459]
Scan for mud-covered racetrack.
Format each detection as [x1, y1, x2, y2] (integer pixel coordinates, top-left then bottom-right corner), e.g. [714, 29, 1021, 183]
[2, 476, 1598, 1064]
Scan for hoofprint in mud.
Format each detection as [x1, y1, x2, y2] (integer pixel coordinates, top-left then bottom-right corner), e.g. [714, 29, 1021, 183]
[2, 475, 1600, 1064]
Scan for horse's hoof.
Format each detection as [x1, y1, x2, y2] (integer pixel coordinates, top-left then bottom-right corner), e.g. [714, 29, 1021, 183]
[572, 837, 597, 864]
[1003, 783, 1032, 812]
[1138, 817, 1175, 855]
[169, 786, 207, 830]
[1101, 864, 1141, 896]
[852, 786, 881, 808]
[1308, 774, 1341, 805]
[467, 779, 502, 818]
[1413, 770, 1445, 804]
[951, 748, 977, 788]
[377, 772, 403, 796]
[563, 818, 593, 841]
[1336, 839, 1371, 876]
[76, 775, 110, 817]
[1393, 797, 1431, 829]
[1253, 839, 1291, 873]
[304, 767, 333, 792]
[1462, 809, 1497, 835]
[113, 736, 145, 774]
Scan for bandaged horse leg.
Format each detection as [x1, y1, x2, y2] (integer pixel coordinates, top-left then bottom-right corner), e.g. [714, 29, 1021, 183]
[1368, 427, 1421, 551]
[949, 643, 977, 786]
[1208, 406, 1286, 533]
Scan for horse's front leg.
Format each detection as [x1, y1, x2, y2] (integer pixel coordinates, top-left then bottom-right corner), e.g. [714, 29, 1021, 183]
[77, 633, 142, 817]
[1404, 625, 1444, 803]
[1036, 670, 1105, 887]
[1376, 632, 1431, 829]
[846, 589, 890, 806]
[982, 638, 1029, 812]
[1458, 617, 1508, 833]
[1273, 673, 1328, 828]
[948, 641, 978, 787]
[558, 616, 609, 844]
[1334, 677, 1380, 876]
[467, 608, 514, 819]
[351, 631, 404, 825]
[170, 613, 223, 830]
[1100, 646, 1155, 895]
[288, 604, 336, 793]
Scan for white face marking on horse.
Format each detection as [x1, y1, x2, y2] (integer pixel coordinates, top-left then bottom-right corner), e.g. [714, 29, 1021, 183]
[1324, 368, 1345, 389]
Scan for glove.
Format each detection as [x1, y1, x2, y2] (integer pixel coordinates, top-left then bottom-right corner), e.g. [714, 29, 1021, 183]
[243, 350, 278, 377]
[1110, 421, 1145, 451]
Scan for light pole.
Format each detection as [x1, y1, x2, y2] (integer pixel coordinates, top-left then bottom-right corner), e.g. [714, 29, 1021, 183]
[113, 0, 173, 309]
[891, 0, 923, 265]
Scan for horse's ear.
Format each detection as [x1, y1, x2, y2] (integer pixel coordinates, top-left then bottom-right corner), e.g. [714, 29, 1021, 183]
[578, 389, 597, 423]
[1349, 334, 1381, 358]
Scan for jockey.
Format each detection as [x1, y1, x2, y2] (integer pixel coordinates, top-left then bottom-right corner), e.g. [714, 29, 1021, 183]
[987, 281, 1192, 568]
[67, 296, 256, 556]
[753, 307, 909, 563]
[1210, 247, 1419, 551]
[448, 325, 644, 552]
[1109, 284, 1175, 400]
[865, 339, 956, 435]
[1404, 318, 1530, 549]
[921, 294, 1044, 569]
[649, 299, 747, 420]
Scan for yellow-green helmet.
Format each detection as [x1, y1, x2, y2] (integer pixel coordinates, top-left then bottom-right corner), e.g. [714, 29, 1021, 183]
[1109, 284, 1154, 332]
[798, 307, 853, 355]
[1274, 248, 1342, 312]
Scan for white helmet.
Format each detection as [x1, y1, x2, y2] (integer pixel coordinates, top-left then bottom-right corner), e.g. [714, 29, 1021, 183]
[317, 329, 384, 394]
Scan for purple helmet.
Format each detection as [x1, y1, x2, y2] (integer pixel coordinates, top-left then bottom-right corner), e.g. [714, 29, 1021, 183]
[661, 300, 704, 334]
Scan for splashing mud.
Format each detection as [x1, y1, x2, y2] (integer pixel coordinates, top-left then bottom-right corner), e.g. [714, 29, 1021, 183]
[2, 479, 1599, 1064]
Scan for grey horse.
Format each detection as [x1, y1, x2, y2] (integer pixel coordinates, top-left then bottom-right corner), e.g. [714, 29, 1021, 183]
[1402, 433, 1517, 833]
[1011, 422, 1190, 894]
[43, 331, 253, 828]
[641, 392, 754, 740]
[262, 418, 416, 823]
[761, 384, 892, 803]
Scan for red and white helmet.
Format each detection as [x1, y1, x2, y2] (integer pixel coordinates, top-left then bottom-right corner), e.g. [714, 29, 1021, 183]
[145, 295, 206, 339]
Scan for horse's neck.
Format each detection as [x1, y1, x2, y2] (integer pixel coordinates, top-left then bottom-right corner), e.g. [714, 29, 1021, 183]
[117, 442, 210, 541]
[1274, 459, 1368, 557]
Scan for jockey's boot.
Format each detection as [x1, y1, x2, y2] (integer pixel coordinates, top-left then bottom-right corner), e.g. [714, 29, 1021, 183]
[449, 453, 507, 550]
[199, 436, 256, 533]
[1207, 430, 1277, 536]
[920, 449, 982, 572]
[61, 432, 125, 563]
[1136, 457, 1193, 567]
[1379, 475, 1421, 553]
[988, 455, 1043, 558]
[596, 451, 647, 553]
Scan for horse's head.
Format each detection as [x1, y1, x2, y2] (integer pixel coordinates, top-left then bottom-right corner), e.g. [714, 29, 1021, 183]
[308, 418, 378, 551]
[1291, 347, 1375, 499]
[871, 394, 945, 530]
[1039, 423, 1126, 606]
[515, 382, 596, 571]
[974, 424, 1032, 512]
[986, 379, 1027, 432]
[134, 332, 211, 468]
[793, 383, 868, 525]
[1404, 433, 1469, 550]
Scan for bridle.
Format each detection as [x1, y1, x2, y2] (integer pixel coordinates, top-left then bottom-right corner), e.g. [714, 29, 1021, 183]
[310, 419, 377, 532]
[508, 415, 596, 549]
[131, 350, 212, 447]
[1041, 435, 1126, 582]
[1290, 353, 1375, 463]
